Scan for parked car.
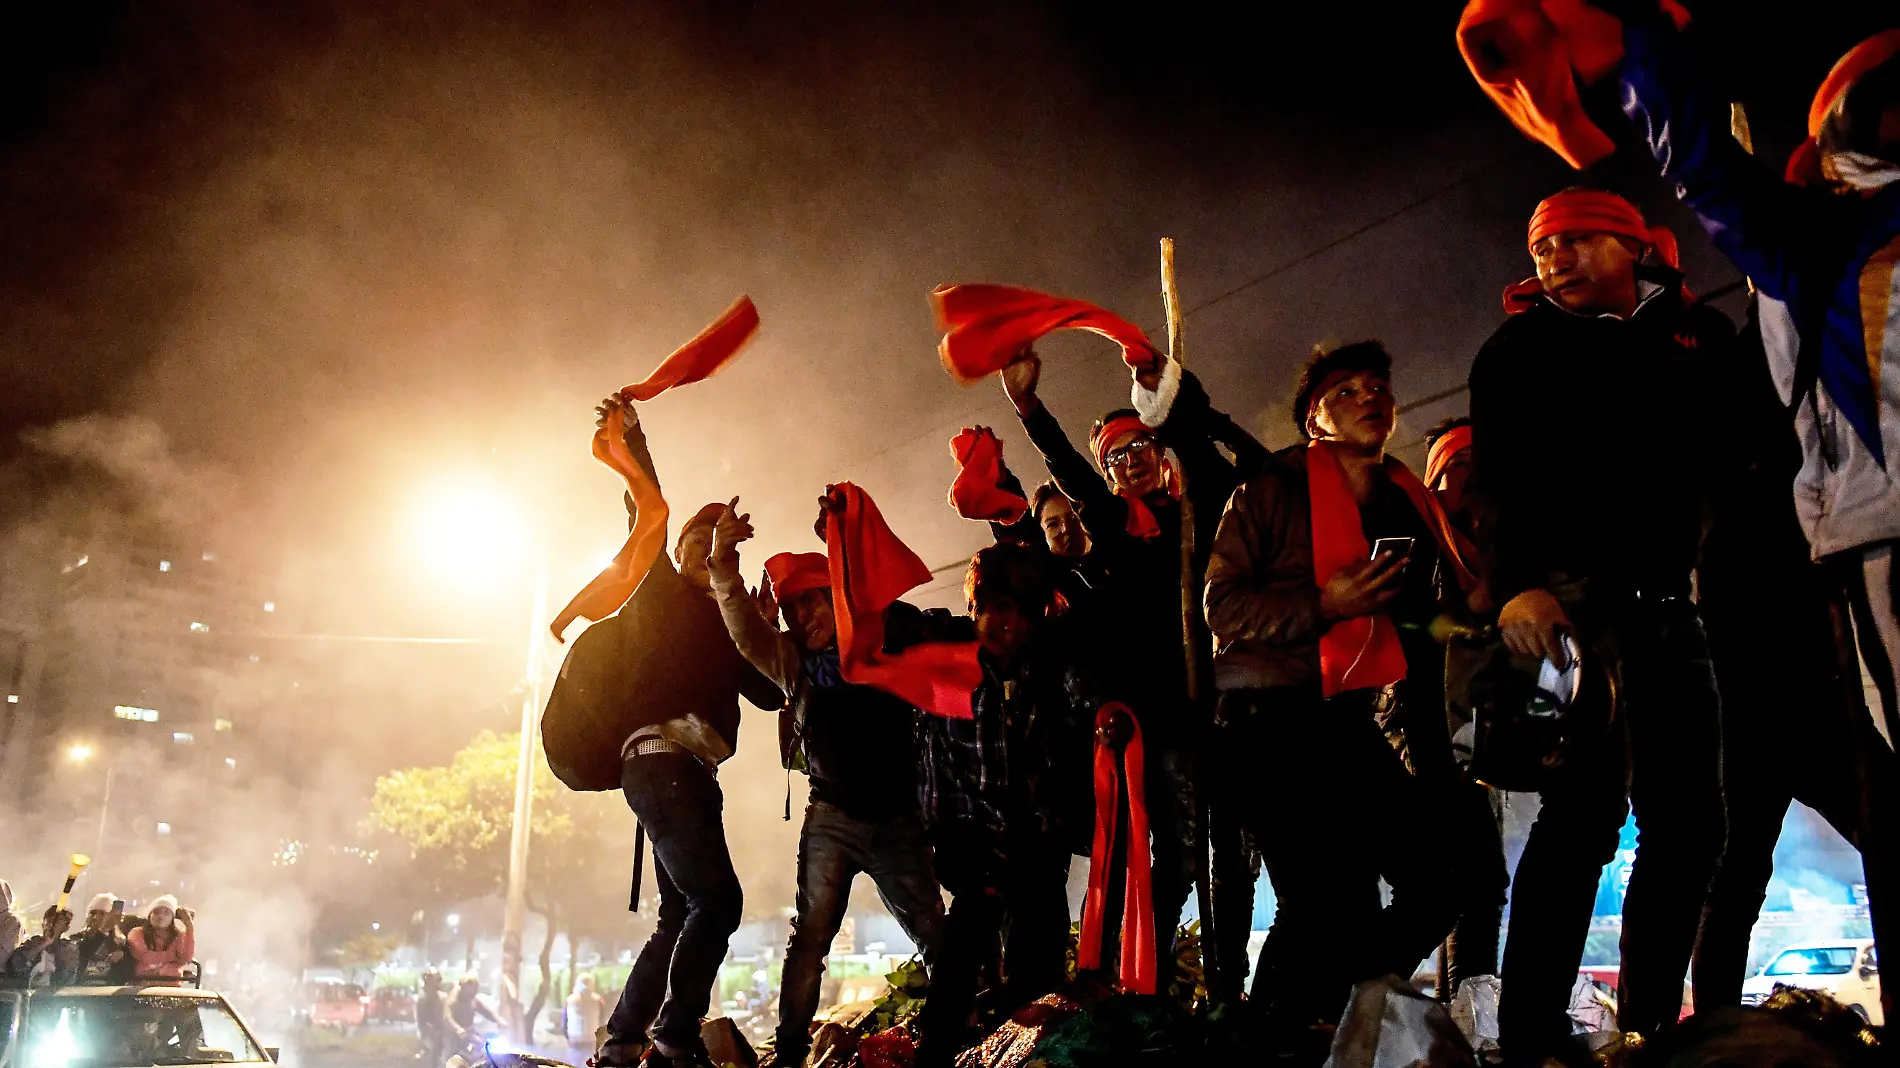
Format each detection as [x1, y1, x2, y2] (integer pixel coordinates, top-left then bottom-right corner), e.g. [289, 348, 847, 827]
[308, 982, 370, 1031]
[1741, 940, 1881, 1024]
[0, 982, 280, 1068]
[370, 985, 416, 1025]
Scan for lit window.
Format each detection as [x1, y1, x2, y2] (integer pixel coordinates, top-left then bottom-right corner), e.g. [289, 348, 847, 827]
[6, 695, 17, 704]
[156, 822, 171, 836]
[262, 601, 275, 613]
[189, 621, 209, 633]
[114, 706, 160, 723]
[172, 732, 194, 744]
[224, 757, 236, 770]
[159, 560, 171, 573]
[201, 551, 216, 562]
[213, 718, 233, 732]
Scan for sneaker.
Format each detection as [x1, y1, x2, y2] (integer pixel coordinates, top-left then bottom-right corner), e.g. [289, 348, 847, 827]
[590, 1038, 650, 1068]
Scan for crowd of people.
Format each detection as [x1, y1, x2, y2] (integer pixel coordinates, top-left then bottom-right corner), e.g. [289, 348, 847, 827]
[541, 8, 1900, 1068]
[1, 889, 197, 986]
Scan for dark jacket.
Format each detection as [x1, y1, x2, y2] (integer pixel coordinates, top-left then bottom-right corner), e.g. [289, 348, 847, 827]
[1019, 368, 1268, 735]
[1204, 446, 1444, 693]
[1469, 287, 1731, 604]
[540, 417, 780, 791]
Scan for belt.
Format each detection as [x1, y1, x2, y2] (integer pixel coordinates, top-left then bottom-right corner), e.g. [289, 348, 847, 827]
[632, 737, 688, 759]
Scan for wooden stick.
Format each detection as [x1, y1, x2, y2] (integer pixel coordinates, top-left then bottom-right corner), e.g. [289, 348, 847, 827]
[1160, 238, 1198, 704]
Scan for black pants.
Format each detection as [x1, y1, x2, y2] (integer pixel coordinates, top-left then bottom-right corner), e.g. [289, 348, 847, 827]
[1145, 737, 1198, 970]
[1695, 568, 1898, 1007]
[1442, 780, 1508, 990]
[606, 752, 743, 1053]
[1207, 715, 1263, 1005]
[914, 833, 1070, 1066]
[1222, 685, 1458, 1032]
[1498, 595, 1723, 1052]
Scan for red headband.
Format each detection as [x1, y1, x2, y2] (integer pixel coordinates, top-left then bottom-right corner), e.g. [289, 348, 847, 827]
[1527, 189, 1649, 251]
[765, 551, 829, 601]
[1425, 425, 1474, 489]
[1090, 415, 1154, 472]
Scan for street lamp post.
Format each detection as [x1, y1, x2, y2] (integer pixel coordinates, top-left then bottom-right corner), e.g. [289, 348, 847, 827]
[498, 558, 551, 1042]
[67, 744, 113, 869]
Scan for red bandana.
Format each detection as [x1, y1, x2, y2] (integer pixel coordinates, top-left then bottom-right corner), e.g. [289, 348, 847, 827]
[824, 483, 983, 719]
[618, 297, 761, 402]
[1088, 415, 1172, 540]
[931, 283, 1163, 384]
[1424, 425, 1473, 490]
[551, 409, 672, 642]
[1077, 703, 1157, 995]
[947, 427, 1029, 524]
[764, 552, 829, 602]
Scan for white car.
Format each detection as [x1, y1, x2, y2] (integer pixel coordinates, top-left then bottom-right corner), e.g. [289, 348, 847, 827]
[1740, 939, 1882, 1024]
[0, 984, 280, 1068]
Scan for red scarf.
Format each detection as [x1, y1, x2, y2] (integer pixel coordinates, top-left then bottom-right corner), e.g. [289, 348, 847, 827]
[550, 410, 672, 641]
[931, 283, 1163, 384]
[947, 427, 1029, 524]
[1077, 703, 1156, 995]
[824, 483, 983, 719]
[1308, 442, 1476, 697]
[1457, 0, 1689, 169]
[619, 296, 761, 401]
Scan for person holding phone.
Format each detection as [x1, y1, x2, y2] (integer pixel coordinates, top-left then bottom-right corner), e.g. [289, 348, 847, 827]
[1204, 341, 1481, 1058]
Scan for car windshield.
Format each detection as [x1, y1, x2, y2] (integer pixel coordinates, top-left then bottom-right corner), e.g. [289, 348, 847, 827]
[1764, 947, 1858, 976]
[24, 995, 268, 1067]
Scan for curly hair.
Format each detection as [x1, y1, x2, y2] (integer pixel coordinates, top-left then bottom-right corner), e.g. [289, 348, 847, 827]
[1290, 340, 1393, 439]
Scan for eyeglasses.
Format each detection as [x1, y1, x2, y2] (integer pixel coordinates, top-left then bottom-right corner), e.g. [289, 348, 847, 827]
[1104, 437, 1156, 468]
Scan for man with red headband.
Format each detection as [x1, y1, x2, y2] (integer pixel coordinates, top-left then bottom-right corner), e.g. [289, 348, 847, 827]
[1204, 341, 1466, 1059]
[1466, 188, 1732, 1056]
[999, 348, 1268, 987]
[704, 503, 944, 1068]
[572, 397, 783, 1068]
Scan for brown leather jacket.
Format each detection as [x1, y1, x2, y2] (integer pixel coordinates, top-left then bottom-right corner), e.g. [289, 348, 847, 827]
[1203, 447, 1328, 692]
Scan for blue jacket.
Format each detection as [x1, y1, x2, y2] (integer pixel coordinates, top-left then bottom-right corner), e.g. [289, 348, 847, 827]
[1616, 20, 1900, 557]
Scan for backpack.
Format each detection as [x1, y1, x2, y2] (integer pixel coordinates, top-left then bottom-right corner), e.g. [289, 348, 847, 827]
[541, 567, 681, 791]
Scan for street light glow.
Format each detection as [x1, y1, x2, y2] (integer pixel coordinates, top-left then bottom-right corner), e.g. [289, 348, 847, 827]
[67, 743, 94, 762]
[411, 478, 527, 581]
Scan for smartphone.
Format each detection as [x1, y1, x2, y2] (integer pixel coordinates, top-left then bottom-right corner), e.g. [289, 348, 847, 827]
[1369, 536, 1415, 561]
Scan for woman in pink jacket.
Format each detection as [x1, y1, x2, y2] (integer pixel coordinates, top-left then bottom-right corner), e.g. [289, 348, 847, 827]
[127, 896, 195, 983]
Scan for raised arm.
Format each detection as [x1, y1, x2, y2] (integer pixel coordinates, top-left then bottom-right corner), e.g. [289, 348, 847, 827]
[1002, 351, 1129, 539]
[1139, 361, 1269, 515]
[987, 455, 1041, 547]
[707, 500, 801, 700]
[1613, 17, 1861, 303]
[1202, 473, 1329, 650]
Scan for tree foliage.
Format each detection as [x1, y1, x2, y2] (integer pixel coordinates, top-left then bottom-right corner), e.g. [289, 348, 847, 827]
[363, 730, 627, 928]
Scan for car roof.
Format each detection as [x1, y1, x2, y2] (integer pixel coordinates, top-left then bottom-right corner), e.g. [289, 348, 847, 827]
[1772, 940, 1876, 952]
[24, 986, 221, 999]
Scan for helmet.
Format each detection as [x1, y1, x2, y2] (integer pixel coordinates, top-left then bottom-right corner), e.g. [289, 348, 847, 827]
[1468, 634, 1616, 792]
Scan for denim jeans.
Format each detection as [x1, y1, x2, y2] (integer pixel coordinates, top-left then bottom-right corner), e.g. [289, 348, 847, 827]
[1145, 740, 1198, 969]
[774, 800, 945, 1060]
[607, 752, 744, 1053]
[1498, 595, 1723, 1053]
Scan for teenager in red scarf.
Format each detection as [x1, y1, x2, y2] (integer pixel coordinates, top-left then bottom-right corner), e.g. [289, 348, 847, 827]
[998, 346, 1269, 988]
[1202, 342, 1464, 1059]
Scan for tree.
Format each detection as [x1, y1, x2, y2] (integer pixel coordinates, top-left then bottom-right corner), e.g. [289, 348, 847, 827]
[364, 730, 628, 1033]
[336, 932, 402, 985]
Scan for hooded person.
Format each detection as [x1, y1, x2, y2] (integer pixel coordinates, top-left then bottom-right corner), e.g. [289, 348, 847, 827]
[126, 895, 195, 982]
[1202, 341, 1470, 1058]
[416, 969, 449, 1067]
[703, 504, 945, 1068]
[998, 345, 1270, 988]
[567, 396, 783, 1068]
[69, 892, 130, 984]
[1466, 186, 1733, 1056]
[0, 881, 20, 956]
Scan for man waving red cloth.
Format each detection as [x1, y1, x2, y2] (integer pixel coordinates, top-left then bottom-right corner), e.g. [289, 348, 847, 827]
[932, 283, 1163, 384]
[823, 483, 984, 720]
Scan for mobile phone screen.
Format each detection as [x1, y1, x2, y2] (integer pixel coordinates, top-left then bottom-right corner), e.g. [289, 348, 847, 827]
[1369, 536, 1415, 561]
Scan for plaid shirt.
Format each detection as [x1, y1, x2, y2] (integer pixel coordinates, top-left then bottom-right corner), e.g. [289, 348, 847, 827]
[916, 650, 1100, 852]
